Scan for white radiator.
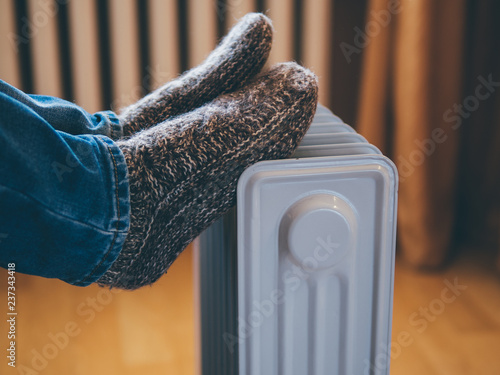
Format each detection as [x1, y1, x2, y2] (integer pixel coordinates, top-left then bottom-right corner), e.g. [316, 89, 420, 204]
[196, 105, 398, 375]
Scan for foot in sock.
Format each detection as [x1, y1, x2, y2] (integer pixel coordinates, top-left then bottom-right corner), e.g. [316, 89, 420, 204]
[119, 12, 273, 137]
[98, 62, 319, 290]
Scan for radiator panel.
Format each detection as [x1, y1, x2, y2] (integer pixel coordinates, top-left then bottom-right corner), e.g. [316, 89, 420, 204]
[237, 157, 397, 375]
[197, 208, 239, 375]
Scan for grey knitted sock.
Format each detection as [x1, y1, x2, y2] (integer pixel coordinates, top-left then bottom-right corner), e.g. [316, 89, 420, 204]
[119, 12, 273, 137]
[98, 62, 318, 290]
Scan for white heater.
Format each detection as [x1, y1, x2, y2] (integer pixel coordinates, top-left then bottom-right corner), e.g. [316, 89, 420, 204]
[195, 105, 398, 375]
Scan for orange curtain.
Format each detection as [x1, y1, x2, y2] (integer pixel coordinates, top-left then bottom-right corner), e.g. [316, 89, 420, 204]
[356, 0, 500, 268]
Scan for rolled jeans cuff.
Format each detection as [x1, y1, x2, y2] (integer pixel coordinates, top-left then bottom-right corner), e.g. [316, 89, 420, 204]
[73, 136, 130, 286]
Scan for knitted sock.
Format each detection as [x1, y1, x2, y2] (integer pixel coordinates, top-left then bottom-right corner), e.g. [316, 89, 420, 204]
[98, 62, 318, 290]
[119, 12, 273, 137]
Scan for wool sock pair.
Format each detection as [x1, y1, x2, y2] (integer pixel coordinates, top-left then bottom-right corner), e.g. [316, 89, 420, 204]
[98, 13, 319, 290]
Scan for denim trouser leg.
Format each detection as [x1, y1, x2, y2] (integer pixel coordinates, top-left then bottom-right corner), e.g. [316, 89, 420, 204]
[0, 80, 130, 286]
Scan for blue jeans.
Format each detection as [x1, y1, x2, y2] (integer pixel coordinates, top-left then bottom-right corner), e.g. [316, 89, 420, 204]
[0, 80, 130, 286]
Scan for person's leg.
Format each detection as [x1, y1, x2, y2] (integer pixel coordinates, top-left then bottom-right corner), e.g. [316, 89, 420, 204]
[0, 90, 130, 286]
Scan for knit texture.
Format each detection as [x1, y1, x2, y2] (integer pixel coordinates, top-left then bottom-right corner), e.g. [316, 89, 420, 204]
[98, 62, 319, 289]
[119, 13, 273, 137]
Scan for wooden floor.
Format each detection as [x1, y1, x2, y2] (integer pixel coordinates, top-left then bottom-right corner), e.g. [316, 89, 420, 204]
[1, 245, 500, 374]
[1, 245, 196, 375]
[390, 248, 500, 375]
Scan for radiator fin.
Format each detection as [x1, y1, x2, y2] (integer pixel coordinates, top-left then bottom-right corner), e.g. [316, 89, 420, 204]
[0, 0, 20, 88]
[68, 0, 102, 113]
